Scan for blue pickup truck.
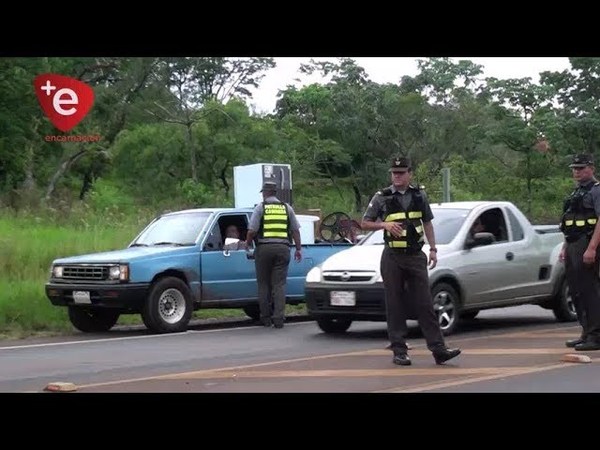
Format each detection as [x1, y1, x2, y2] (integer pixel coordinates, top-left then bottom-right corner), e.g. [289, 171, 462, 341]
[45, 207, 352, 334]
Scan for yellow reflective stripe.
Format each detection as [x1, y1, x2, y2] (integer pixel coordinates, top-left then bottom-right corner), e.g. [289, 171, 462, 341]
[264, 224, 287, 229]
[385, 212, 406, 221]
[565, 220, 573, 226]
[265, 214, 288, 221]
[408, 211, 422, 219]
[388, 241, 408, 248]
[576, 220, 586, 226]
[589, 219, 598, 224]
[264, 232, 288, 238]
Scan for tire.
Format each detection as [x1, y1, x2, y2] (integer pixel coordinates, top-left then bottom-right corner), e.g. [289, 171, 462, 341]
[460, 310, 479, 321]
[316, 318, 352, 334]
[431, 283, 460, 336]
[552, 278, 577, 322]
[243, 305, 261, 321]
[68, 307, 120, 332]
[141, 277, 193, 334]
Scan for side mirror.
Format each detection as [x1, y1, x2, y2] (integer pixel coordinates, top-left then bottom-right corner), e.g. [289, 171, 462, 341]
[466, 232, 496, 249]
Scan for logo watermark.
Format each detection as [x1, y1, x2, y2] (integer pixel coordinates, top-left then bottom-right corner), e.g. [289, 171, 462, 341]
[34, 73, 100, 140]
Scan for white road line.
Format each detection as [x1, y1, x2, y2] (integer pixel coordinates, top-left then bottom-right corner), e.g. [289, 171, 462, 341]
[0, 322, 306, 351]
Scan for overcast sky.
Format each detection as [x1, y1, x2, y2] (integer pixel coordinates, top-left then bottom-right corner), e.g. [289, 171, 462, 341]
[247, 57, 571, 114]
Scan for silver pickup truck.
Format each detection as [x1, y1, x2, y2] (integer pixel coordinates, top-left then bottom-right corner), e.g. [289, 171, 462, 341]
[305, 201, 573, 335]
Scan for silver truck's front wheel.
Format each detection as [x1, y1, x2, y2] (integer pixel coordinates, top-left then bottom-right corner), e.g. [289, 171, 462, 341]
[142, 276, 193, 334]
[432, 283, 460, 336]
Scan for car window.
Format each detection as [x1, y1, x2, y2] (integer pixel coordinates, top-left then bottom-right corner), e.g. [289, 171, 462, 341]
[505, 207, 524, 241]
[133, 212, 211, 246]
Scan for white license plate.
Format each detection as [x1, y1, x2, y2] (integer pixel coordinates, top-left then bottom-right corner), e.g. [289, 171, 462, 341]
[330, 291, 356, 306]
[73, 291, 91, 304]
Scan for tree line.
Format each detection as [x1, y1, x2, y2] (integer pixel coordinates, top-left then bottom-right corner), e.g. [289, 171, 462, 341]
[1, 57, 598, 222]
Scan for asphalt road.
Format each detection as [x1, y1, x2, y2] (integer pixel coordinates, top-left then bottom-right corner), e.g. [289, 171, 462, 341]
[1, 305, 599, 393]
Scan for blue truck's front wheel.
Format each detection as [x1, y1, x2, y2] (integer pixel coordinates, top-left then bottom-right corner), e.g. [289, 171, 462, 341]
[141, 277, 193, 333]
[68, 307, 120, 332]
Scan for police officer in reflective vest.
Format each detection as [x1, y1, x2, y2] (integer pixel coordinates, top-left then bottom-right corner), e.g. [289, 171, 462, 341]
[559, 154, 600, 351]
[361, 156, 461, 366]
[246, 181, 302, 328]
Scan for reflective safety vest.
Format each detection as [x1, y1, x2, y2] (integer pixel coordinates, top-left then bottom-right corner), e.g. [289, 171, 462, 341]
[258, 201, 290, 241]
[379, 186, 425, 250]
[560, 181, 599, 242]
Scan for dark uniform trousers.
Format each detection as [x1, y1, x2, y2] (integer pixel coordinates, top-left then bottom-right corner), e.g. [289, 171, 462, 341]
[565, 235, 600, 343]
[255, 243, 291, 323]
[380, 247, 445, 353]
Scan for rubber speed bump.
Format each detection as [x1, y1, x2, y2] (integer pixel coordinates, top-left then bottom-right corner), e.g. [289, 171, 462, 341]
[561, 354, 592, 364]
[44, 381, 78, 392]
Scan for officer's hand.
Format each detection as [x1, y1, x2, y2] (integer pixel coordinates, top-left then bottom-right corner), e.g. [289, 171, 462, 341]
[583, 247, 596, 265]
[559, 247, 566, 263]
[428, 250, 437, 269]
[294, 249, 302, 262]
[384, 221, 404, 238]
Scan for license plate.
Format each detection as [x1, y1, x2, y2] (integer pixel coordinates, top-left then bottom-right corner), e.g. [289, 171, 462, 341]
[330, 291, 356, 306]
[73, 291, 91, 304]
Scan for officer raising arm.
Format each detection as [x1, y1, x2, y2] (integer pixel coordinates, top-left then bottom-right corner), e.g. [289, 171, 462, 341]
[559, 154, 600, 351]
[360, 156, 460, 366]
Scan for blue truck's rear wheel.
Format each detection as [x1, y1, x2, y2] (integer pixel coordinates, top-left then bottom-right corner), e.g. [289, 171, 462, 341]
[142, 277, 193, 333]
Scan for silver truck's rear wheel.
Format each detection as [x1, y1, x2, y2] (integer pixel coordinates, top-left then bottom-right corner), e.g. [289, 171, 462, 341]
[316, 318, 352, 333]
[142, 277, 193, 333]
[68, 306, 120, 332]
[432, 283, 460, 336]
[552, 278, 577, 322]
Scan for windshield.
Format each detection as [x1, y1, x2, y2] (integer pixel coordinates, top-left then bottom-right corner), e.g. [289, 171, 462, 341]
[360, 208, 469, 246]
[132, 212, 211, 246]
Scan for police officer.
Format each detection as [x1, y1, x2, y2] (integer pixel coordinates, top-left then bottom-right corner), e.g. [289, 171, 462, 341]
[559, 154, 600, 351]
[361, 156, 461, 366]
[245, 181, 302, 328]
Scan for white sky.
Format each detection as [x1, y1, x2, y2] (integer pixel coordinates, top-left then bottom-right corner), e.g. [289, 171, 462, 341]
[248, 57, 571, 114]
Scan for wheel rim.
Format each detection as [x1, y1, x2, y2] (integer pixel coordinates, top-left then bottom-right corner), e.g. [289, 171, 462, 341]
[565, 284, 576, 316]
[433, 290, 456, 331]
[158, 288, 186, 324]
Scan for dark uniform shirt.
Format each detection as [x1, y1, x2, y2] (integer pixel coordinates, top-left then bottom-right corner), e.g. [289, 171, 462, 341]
[578, 178, 600, 216]
[363, 185, 434, 223]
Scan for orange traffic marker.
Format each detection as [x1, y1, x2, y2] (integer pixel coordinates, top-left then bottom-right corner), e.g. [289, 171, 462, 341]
[44, 381, 78, 392]
[561, 354, 592, 364]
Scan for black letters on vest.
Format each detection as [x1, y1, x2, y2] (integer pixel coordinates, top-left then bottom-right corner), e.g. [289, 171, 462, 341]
[560, 182, 599, 242]
[379, 186, 426, 250]
[258, 201, 291, 242]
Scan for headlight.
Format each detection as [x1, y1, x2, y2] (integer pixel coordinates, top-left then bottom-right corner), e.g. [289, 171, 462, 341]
[306, 266, 322, 283]
[52, 266, 63, 278]
[108, 264, 129, 281]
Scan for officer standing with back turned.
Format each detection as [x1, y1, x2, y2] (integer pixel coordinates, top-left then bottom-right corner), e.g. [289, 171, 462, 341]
[361, 156, 461, 366]
[246, 181, 302, 329]
[560, 153, 600, 351]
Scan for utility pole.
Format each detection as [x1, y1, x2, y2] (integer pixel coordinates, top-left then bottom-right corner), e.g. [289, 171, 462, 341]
[442, 168, 451, 203]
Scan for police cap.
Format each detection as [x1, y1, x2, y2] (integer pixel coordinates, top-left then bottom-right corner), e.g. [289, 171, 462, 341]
[569, 154, 595, 169]
[389, 156, 411, 173]
[260, 181, 278, 192]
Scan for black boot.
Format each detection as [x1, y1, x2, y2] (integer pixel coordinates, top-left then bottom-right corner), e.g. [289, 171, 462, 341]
[433, 348, 461, 365]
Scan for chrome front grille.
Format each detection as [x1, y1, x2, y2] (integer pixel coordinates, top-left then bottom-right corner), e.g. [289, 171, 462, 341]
[62, 265, 109, 281]
[322, 271, 376, 283]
